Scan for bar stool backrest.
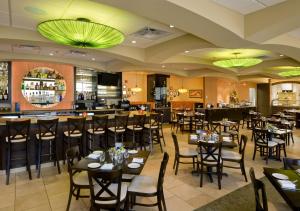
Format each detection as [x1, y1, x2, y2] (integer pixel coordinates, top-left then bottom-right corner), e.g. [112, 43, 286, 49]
[6, 119, 31, 143]
[114, 115, 128, 130]
[67, 117, 86, 136]
[249, 167, 268, 211]
[88, 168, 123, 211]
[92, 115, 108, 132]
[157, 152, 169, 193]
[133, 114, 146, 129]
[37, 118, 58, 140]
[229, 121, 240, 132]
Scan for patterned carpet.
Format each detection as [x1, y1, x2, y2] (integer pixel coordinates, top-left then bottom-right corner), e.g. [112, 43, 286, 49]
[195, 177, 291, 211]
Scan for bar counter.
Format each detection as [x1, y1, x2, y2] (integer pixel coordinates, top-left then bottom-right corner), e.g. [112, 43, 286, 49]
[0, 110, 151, 170]
[196, 106, 256, 122]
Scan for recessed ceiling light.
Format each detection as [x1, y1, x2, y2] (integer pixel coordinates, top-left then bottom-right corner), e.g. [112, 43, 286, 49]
[131, 40, 136, 44]
[184, 50, 190, 53]
[162, 65, 166, 68]
[92, 58, 95, 61]
[169, 24, 175, 28]
[279, 54, 284, 57]
[49, 52, 54, 56]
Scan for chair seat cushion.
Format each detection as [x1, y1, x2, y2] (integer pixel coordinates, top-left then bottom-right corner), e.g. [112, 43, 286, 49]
[128, 175, 157, 194]
[228, 130, 238, 135]
[221, 150, 241, 161]
[36, 132, 55, 141]
[64, 130, 82, 137]
[94, 182, 128, 205]
[144, 124, 158, 129]
[5, 135, 27, 143]
[87, 128, 105, 135]
[273, 138, 285, 145]
[180, 147, 198, 157]
[268, 141, 278, 147]
[199, 153, 222, 165]
[73, 171, 89, 186]
[108, 127, 126, 133]
[127, 125, 143, 131]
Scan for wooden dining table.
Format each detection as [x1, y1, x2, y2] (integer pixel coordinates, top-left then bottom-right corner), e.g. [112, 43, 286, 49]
[73, 150, 150, 175]
[264, 167, 300, 211]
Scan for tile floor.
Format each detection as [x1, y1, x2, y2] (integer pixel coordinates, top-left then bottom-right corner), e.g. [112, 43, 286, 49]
[0, 125, 298, 211]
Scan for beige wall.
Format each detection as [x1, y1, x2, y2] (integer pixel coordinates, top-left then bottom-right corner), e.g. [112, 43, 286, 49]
[168, 75, 204, 102]
[122, 72, 147, 102]
[205, 77, 256, 106]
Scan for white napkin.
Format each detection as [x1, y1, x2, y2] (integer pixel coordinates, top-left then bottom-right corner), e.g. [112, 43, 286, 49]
[132, 158, 144, 163]
[87, 153, 100, 159]
[278, 180, 296, 190]
[222, 137, 231, 142]
[100, 163, 114, 170]
[190, 134, 198, 140]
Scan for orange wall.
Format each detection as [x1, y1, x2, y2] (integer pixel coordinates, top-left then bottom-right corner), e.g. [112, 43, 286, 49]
[122, 72, 147, 102]
[205, 77, 256, 106]
[12, 61, 74, 111]
[168, 75, 204, 102]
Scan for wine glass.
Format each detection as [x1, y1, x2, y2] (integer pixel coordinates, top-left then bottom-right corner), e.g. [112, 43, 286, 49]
[99, 152, 105, 165]
[124, 149, 129, 160]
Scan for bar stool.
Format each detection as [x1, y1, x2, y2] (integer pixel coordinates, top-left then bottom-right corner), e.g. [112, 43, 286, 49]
[127, 114, 146, 149]
[86, 115, 108, 152]
[144, 113, 163, 152]
[108, 115, 128, 147]
[62, 117, 86, 163]
[35, 118, 60, 178]
[5, 119, 32, 185]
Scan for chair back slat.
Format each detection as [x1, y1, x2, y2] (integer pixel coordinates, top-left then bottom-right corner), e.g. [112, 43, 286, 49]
[149, 113, 160, 128]
[157, 152, 169, 192]
[132, 114, 146, 129]
[239, 135, 248, 160]
[199, 141, 222, 165]
[249, 167, 268, 211]
[171, 133, 179, 155]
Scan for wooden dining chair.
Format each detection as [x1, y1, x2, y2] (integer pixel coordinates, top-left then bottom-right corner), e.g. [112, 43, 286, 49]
[197, 140, 223, 189]
[108, 114, 128, 146]
[128, 152, 169, 211]
[228, 121, 240, 144]
[252, 128, 278, 164]
[171, 133, 197, 175]
[87, 168, 129, 211]
[249, 167, 268, 211]
[127, 114, 146, 149]
[66, 146, 90, 211]
[144, 113, 163, 152]
[222, 135, 248, 182]
[176, 113, 189, 133]
[210, 121, 221, 135]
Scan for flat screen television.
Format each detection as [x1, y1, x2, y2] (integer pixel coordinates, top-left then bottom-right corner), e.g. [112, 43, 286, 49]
[98, 73, 119, 86]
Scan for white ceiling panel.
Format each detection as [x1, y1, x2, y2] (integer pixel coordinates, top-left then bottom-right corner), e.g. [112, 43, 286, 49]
[0, 43, 12, 52]
[0, 0, 9, 13]
[213, 0, 286, 15]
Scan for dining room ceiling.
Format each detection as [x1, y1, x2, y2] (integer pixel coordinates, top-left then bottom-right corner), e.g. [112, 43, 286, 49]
[0, 0, 299, 81]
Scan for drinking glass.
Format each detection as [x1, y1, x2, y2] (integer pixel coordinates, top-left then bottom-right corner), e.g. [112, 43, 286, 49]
[124, 150, 129, 159]
[99, 152, 105, 164]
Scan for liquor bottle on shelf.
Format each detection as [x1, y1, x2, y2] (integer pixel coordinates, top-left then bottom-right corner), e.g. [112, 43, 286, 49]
[21, 81, 25, 90]
[26, 83, 29, 90]
[27, 71, 32, 78]
[3, 89, 8, 100]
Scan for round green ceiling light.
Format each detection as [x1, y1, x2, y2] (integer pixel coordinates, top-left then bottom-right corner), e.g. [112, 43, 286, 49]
[278, 70, 300, 77]
[213, 57, 262, 68]
[37, 18, 124, 48]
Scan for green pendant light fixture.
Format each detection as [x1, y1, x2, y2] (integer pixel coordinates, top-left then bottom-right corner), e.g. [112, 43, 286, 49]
[213, 52, 262, 68]
[37, 18, 124, 48]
